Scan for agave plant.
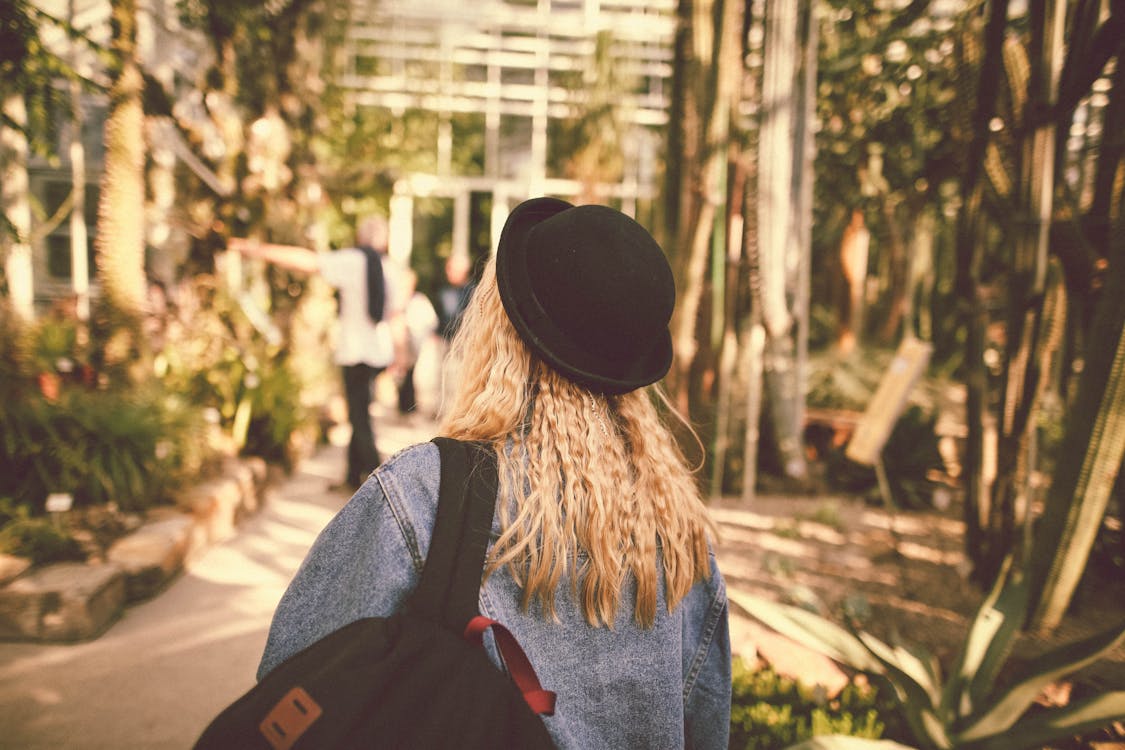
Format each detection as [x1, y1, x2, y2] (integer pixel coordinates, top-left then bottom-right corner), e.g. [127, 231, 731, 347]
[731, 558, 1125, 750]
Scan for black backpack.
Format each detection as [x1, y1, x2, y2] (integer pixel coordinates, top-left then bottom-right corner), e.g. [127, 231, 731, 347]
[193, 438, 556, 749]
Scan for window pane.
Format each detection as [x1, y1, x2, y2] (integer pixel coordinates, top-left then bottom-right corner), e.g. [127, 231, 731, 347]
[44, 182, 69, 217]
[84, 185, 100, 226]
[47, 235, 71, 278]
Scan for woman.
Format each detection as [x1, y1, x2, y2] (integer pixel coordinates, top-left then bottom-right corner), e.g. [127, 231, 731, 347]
[258, 198, 731, 748]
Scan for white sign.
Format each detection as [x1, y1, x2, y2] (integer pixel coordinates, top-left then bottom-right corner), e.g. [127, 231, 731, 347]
[45, 493, 73, 513]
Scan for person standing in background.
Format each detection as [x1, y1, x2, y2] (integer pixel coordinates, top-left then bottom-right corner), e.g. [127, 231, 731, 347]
[435, 252, 476, 417]
[437, 252, 475, 341]
[393, 267, 438, 418]
[228, 215, 406, 490]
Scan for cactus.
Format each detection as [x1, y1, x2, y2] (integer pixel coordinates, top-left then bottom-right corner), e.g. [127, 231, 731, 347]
[1028, 186, 1125, 631]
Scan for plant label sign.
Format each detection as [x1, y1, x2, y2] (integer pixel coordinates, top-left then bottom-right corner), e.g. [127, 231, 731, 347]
[845, 337, 933, 467]
[45, 493, 74, 513]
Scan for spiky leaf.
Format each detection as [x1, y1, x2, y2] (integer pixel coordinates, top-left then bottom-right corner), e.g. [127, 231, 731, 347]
[967, 691, 1125, 750]
[729, 590, 884, 674]
[955, 622, 1125, 742]
[854, 631, 951, 749]
[940, 556, 1029, 720]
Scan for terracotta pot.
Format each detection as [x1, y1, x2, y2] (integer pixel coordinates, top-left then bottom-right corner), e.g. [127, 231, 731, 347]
[37, 372, 61, 402]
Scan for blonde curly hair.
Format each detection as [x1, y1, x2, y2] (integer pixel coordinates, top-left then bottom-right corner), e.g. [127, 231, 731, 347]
[440, 257, 714, 628]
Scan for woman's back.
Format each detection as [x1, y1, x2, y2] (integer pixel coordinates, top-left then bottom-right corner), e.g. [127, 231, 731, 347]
[258, 442, 730, 748]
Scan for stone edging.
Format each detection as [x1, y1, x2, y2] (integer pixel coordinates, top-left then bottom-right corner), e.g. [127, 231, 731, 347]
[0, 456, 271, 643]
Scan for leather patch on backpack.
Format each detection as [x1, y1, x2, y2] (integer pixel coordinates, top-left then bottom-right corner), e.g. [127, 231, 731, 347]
[259, 686, 323, 750]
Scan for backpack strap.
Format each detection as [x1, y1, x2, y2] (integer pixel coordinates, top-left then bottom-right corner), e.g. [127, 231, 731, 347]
[464, 616, 557, 716]
[412, 437, 499, 629]
[414, 437, 556, 717]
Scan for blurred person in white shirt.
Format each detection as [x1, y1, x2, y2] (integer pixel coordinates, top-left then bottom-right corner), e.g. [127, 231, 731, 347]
[228, 215, 406, 490]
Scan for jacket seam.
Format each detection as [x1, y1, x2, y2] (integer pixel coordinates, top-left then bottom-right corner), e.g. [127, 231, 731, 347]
[682, 572, 727, 702]
[374, 456, 425, 572]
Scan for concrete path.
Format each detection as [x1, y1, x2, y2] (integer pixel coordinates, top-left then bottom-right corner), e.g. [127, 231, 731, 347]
[0, 415, 436, 750]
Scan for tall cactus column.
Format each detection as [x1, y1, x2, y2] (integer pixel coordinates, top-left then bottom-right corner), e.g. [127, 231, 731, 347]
[96, 0, 146, 318]
[1029, 189, 1125, 633]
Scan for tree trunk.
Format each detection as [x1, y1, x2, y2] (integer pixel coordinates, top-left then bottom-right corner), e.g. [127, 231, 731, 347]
[876, 194, 910, 343]
[669, 0, 743, 420]
[757, 0, 807, 481]
[741, 323, 767, 503]
[69, 10, 90, 323]
[954, 0, 1010, 581]
[977, 0, 1067, 583]
[667, 0, 704, 414]
[792, 0, 818, 455]
[908, 208, 936, 342]
[711, 147, 746, 498]
[96, 0, 146, 318]
[2, 93, 34, 321]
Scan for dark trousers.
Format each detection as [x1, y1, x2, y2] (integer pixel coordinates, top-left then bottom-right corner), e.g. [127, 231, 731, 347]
[397, 365, 417, 414]
[342, 363, 383, 487]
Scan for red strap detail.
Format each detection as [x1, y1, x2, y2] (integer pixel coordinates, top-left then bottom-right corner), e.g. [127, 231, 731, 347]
[464, 615, 557, 716]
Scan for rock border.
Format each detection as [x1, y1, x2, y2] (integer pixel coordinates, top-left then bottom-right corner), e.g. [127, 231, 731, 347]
[0, 456, 270, 643]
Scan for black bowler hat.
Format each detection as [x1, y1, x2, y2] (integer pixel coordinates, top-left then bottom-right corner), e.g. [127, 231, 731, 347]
[495, 197, 675, 395]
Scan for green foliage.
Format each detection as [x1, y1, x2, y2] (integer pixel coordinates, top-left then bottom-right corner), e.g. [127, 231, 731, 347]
[734, 561, 1125, 750]
[807, 350, 894, 412]
[879, 406, 944, 508]
[0, 516, 85, 565]
[547, 30, 628, 187]
[0, 386, 203, 514]
[0, 302, 33, 387]
[241, 351, 307, 469]
[773, 521, 804, 541]
[0, 498, 24, 528]
[812, 2, 972, 355]
[27, 309, 89, 375]
[730, 658, 892, 750]
[155, 277, 312, 467]
[0, 0, 72, 159]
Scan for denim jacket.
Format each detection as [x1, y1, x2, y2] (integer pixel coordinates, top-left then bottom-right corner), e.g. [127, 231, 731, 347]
[258, 442, 732, 749]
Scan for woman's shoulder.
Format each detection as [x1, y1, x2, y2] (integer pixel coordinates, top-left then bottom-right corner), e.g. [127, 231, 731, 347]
[369, 441, 443, 536]
[377, 440, 441, 474]
[373, 441, 441, 498]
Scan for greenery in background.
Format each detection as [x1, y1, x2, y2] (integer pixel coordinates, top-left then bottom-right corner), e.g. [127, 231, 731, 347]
[155, 276, 313, 470]
[730, 658, 898, 750]
[0, 497, 86, 566]
[812, 1, 968, 355]
[0, 509, 85, 566]
[0, 386, 204, 514]
[0, 273, 312, 562]
[240, 351, 308, 468]
[0, 0, 80, 177]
